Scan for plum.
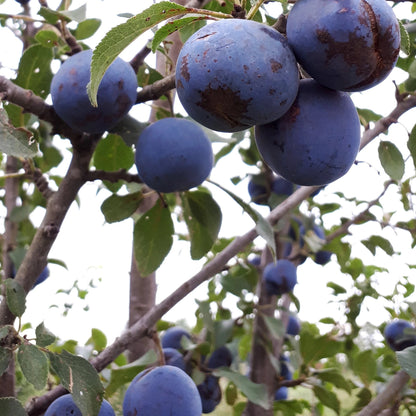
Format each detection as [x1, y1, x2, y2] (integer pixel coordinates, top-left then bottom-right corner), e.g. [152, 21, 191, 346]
[255, 79, 361, 186]
[51, 49, 137, 134]
[176, 19, 299, 132]
[274, 386, 288, 401]
[248, 174, 295, 205]
[163, 347, 186, 371]
[135, 118, 213, 193]
[197, 374, 222, 413]
[279, 354, 292, 381]
[33, 266, 50, 287]
[45, 394, 115, 416]
[384, 320, 416, 351]
[300, 223, 333, 265]
[286, 0, 400, 91]
[286, 315, 301, 336]
[263, 259, 297, 296]
[123, 365, 202, 416]
[161, 326, 192, 350]
[207, 345, 233, 369]
[271, 176, 296, 197]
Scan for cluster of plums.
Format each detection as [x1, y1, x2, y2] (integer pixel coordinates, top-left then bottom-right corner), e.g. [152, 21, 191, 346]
[176, 0, 400, 187]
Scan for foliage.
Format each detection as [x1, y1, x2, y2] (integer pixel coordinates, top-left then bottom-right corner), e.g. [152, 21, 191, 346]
[0, 0, 415, 415]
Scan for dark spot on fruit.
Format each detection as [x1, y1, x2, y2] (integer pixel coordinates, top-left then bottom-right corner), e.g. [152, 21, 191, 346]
[197, 32, 216, 40]
[115, 93, 132, 116]
[176, 79, 183, 89]
[180, 54, 190, 82]
[243, 64, 249, 72]
[270, 59, 282, 73]
[316, 27, 375, 78]
[285, 102, 300, 123]
[260, 26, 281, 41]
[197, 84, 253, 128]
[269, 88, 276, 95]
[280, 98, 287, 106]
[118, 79, 124, 90]
[58, 83, 64, 92]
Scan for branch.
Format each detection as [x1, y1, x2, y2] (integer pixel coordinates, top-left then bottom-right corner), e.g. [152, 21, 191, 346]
[85, 169, 142, 184]
[136, 74, 176, 104]
[356, 370, 410, 416]
[0, 135, 101, 326]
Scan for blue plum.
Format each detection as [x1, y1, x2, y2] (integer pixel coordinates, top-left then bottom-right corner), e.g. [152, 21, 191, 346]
[300, 223, 333, 265]
[135, 118, 213, 193]
[248, 255, 261, 267]
[163, 347, 186, 371]
[274, 386, 288, 401]
[176, 19, 299, 132]
[271, 176, 296, 197]
[33, 266, 50, 287]
[286, 315, 301, 337]
[123, 365, 202, 416]
[286, 0, 400, 91]
[279, 355, 292, 381]
[51, 49, 137, 134]
[207, 345, 233, 369]
[161, 326, 192, 350]
[197, 374, 222, 413]
[255, 79, 361, 186]
[384, 320, 416, 351]
[263, 259, 297, 296]
[45, 394, 115, 416]
[248, 174, 270, 205]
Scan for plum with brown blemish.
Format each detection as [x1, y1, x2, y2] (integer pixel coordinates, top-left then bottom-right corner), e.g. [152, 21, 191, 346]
[175, 19, 299, 132]
[255, 79, 361, 186]
[51, 49, 138, 134]
[286, 0, 400, 91]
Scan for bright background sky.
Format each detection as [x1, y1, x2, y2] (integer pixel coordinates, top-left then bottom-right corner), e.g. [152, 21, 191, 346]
[0, 0, 415, 347]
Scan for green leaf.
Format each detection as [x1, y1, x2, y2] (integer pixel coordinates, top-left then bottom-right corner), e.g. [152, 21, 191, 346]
[397, 345, 416, 378]
[214, 368, 270, 410]
[17, 343, 48, 391]
[353, 350, 377, 387]
[101, 192, 143, 223]
[4, 278, 26, 317]
[35, 322, 56, 347]
[86, 328, 107, 352]
[0, 347, 12, 377]
[300, 332, 342, 365]
[209, 180, 276, 258]
[407, 124, 416, 170]
[0, 398, 27, 416]
[361, 235, 394, 256]
[399, 20, 411, 55]
[225, 381, 238, 405]
[315, 369, 352, 393]
[133, 199, 174, 276]
[182, 190, 222, 260]
[75, 18, 101, 40]
[15, 44, 53, 99]
[0, 108, 38, 158]
[88, 1, 187, 106]
[48, 350, 104, 416]
[313, 385, 340, 415]
[106, 349, 158, 397]
[93, 134, 135, 171]
[263, 316, 285, 340]
[378, 140, 405, 181]
[152, 16, 211, 52]
[356, 108, 382, 126]
[34, 30, 60, 48]
[109, 115, 147, 147]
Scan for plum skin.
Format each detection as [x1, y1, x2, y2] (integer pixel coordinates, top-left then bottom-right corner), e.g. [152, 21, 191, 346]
[44, 394, 115, 416]
[286, 0, 400, 91]
[176, 19, 299, 132]
[263, 259, 297, 296]
[161, 326, 192, 350]
[123, 365, 202, 416]
[197, 374, 222, 413]
[384, 320, 416, 351]
[255, 79, 361, 186]
[135, 118, 213, 193]
[51, 49, 137, 134]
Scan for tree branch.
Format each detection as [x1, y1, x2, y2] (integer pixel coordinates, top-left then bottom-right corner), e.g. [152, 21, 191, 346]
[85, 169, 141, 184]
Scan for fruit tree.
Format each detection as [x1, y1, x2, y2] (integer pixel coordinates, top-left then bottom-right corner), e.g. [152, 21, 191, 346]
[1, 0, 416, 415]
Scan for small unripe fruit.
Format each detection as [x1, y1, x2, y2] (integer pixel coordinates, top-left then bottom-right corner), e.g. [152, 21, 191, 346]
[135, 118, 213, 193]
